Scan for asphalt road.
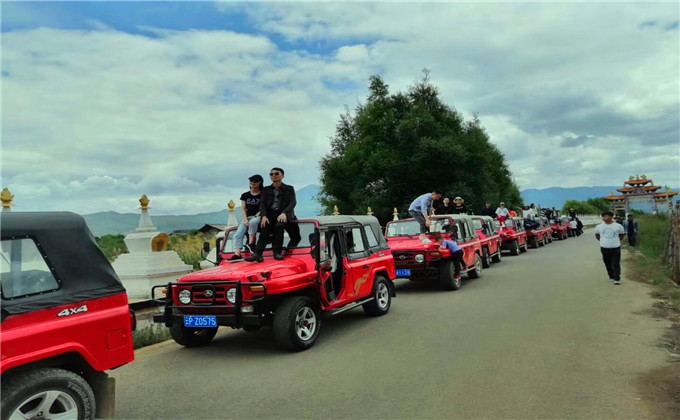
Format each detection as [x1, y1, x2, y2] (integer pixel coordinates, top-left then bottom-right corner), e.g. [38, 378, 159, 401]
[114, 231, 671, 419]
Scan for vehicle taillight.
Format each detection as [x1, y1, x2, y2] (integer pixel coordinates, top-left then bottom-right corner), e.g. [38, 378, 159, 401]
[129, 309, 137, 332]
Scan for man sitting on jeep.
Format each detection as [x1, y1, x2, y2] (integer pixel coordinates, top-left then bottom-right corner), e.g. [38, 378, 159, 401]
[246, 167, 301, 262]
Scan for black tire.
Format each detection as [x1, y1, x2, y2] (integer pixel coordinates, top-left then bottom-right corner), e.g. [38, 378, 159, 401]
[273, 296, 321, 351]
[1, 368, 95, 420]
[520, 240, 528, 253]
[529, 236, 539, 249]
[438, 260, 461, 291]
[170, 323, 218, 347]
[538, 236, 545, 247]
[510, 240, 520, 256]
[481, 247, 491, 268]
[491, 248, 502, 263]
[243, 325, 261, 333]
[363, 276, 393, 316]
[467, 254, 483, 279]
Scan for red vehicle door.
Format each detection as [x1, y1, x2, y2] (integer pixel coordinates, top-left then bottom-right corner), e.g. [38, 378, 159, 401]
[342, 225, 373, 300]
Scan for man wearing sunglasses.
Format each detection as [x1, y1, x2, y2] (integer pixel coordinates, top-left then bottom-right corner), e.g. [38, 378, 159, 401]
[245, 167, 301, 262]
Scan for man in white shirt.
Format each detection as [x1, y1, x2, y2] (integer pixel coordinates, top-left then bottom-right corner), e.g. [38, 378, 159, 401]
[594, 211, 626, 285]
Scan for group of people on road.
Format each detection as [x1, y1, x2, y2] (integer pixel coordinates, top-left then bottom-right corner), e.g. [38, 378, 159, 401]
[230, 167, 301, 262]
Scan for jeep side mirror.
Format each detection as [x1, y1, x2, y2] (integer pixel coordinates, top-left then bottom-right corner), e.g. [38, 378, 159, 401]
[201, 241, 210, 259]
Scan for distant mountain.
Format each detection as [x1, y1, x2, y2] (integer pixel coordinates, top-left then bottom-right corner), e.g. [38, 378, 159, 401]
[84, 184, 677, 235]
[84, 184, 323, 236]
[520, 186, 679, 209]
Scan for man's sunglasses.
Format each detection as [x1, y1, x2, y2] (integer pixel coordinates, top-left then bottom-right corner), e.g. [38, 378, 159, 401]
[270, 172, 282, 176]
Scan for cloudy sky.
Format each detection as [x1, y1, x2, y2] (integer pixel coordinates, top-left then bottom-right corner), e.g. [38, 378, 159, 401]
[2, 1, 678, 215]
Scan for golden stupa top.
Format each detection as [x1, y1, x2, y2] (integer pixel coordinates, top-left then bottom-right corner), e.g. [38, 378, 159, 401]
[1, 188, 14, 208]
[139, 194, 150, 210]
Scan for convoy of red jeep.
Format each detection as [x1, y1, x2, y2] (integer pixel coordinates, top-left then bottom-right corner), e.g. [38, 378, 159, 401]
[0, 208, 579, 419]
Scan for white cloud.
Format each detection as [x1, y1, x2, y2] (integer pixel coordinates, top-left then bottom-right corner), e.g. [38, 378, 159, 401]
[2, 2, 678, 215]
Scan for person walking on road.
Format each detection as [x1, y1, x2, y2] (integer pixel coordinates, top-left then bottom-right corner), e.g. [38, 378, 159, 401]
[623, 214, 638, 247]
[595, 211, 625, 285]
[409, 190, 443, 244]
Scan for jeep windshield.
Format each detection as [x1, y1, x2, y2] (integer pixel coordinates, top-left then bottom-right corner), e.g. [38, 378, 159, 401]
[221, 221, 316, 253]
[472, 219, 483, 230]
[386, 218, 452, 237]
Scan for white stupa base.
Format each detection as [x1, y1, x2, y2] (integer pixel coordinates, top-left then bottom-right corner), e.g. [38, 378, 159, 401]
[119, 272, 193, 300]
[112, 251, 193, 299]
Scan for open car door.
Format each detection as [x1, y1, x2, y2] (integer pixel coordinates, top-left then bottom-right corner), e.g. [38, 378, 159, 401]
[314, 227, 333, 306]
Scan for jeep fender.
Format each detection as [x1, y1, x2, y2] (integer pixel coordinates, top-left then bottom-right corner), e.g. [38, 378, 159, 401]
[1, 343, 102, 376]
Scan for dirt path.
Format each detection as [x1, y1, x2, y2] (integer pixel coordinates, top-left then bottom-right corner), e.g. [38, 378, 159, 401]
[114, 231, 674, 419]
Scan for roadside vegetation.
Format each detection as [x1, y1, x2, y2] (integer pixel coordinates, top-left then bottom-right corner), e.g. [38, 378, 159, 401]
[561, 198, 610, 215]
[630, 214, 679, 312]
[132, 324, 172, 350]
[96, 231, 216, 270]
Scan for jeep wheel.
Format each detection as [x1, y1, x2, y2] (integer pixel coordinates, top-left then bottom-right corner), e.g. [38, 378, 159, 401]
[467, 254, 483, 279]
[363, 276, 392, 316]
[274, 296, 321, 351]
[1, 368, 95, 420]
[491, 249, 502, 263]
[439, 260, 461, 291]
[510, 240, 520, 256]
[520, 241, 528, 253]
[529, 236, 539, 249]
[482, 247, 491, 268]
[170, 323, 218, 347]
[538, 236, 545, 247]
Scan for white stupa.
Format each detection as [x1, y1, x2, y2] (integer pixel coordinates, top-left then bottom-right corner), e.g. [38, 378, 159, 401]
[112, 195, 193, 300]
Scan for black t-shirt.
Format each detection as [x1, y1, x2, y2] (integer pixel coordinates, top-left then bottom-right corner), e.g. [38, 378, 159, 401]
[240, 191, 262, 217]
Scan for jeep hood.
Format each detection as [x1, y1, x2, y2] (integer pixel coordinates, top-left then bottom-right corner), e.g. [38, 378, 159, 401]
[387, 237, 438, 252]
[179, 256, 311, 283]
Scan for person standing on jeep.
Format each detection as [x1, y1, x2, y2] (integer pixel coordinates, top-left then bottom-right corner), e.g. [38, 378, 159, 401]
[480, 201, 496, 218]
[452, 197, 468, 214]
[495, 202, 510, 223]
[435, 197, 455, 215]
[408, 190, 443, 243]
[245, 168, 301, 262]
[230, 174, 263, 260]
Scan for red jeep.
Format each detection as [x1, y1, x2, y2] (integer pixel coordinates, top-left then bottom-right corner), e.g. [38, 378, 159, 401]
[1, 212, 135, 420]
[499, 217, 529, 255]
[551, 218, 569, 240]
[153, 216, 396, 351]
[524, 217, 549, 248]
[471, 215, 502, 267]
[385, 215, 483, 291]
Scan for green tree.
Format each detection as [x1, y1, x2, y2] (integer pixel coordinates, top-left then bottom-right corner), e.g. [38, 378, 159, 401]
[96, 234, 128, 262]
[562, 200, 600, 215]
[319, 73, 522, 224]
[586, 197, 611, 213]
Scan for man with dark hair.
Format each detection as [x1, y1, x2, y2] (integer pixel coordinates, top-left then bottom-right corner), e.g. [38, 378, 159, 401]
[245, 167, 301, 262]
[623, 214, 638, 247]
[595, 210, 625, 285]
[480, 201, 495, 218]
[408, 189, 443, 243]
[435, 197, 455, 215]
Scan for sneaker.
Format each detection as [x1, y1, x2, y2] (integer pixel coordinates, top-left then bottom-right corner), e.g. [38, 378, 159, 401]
[421, 238, 432, 245]
[228, 254, 242, 261]
[613, 280, 621, 285]
[274, 253, 285, 260]
[244, 253, 263, 263]
[608, 278, 615, 283]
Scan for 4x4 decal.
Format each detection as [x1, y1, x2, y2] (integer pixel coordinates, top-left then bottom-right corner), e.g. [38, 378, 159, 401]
[57, 305, 88, 317]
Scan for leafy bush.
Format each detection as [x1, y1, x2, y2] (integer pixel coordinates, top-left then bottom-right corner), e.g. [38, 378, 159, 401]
[169, 233, 216, 270]
[133, 324, 172, 349]
[96, 234, 128, 262]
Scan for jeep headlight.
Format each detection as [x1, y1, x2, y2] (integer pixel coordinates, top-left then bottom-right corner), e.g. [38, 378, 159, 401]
[415, 254, 425, 263]
[226, 288, 237, 304]
[178, 289, 191, 305]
